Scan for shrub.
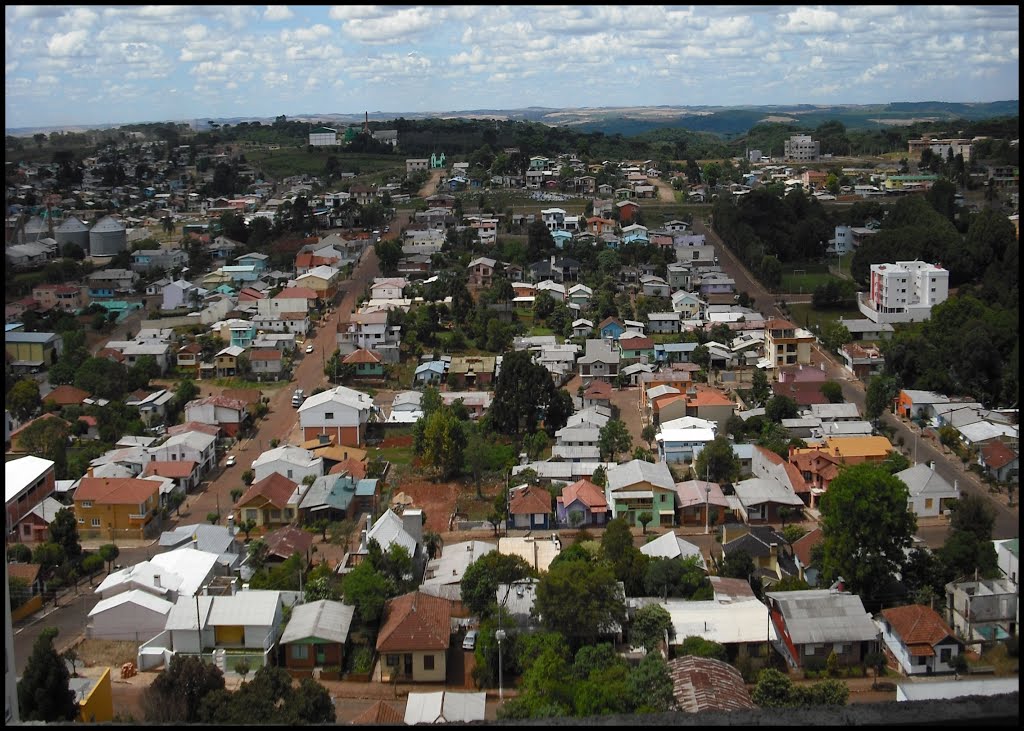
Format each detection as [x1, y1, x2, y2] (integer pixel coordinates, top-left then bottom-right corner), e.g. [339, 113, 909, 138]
[804, 656, 827, 674]
[349, 646, 374, 674]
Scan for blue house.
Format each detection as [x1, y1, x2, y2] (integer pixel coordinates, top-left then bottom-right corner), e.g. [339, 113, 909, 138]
[655, 342, 698, 364]
[221, 265, 259, 283]
[228, 321, 257, 348]
[551, 230, 573, 250]
[235, 253, 269, 274]
[599, 317, 625, 340]
[414, 360, 447, 385]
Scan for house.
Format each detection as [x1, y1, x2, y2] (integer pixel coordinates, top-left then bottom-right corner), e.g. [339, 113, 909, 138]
[297, 385, 377, 446]
[582, 379, 612, 411]
[763, 319, 816, 373]
[184, 395, 249, 438]
[979, 441, 1019, 483]
[414, 360, 448, 386]
[617, 335, 655, 365]
[376, 591, 451, 683]
[236, 472, 300, 529]
[157, 523, 243, 573]
[878, 604, 962, 676]
[74, 477, 162, 540]
[176, 343, 202, 375]
[343, 348, 385, 378]
[280, 599, 355, 672]
[95, 549, 221, 601]
[605, 459, 677, 528]
[944, 577, 1017, 644]
[10, 496, 66, 544]
[571, 318, 593, 339]
[422, 540, 496, 589]
[718, 525, 797, 586]
[994, 539, 1018, 586]
[731, 477, 805, 524]
[447, 355, 496, 389]
[894, 463, 960, 518]
[598, 317, 625, 341]
[673, 480, 729, 529]
[666, 656, 756, 714]
[31, 283, 88, 313]
[252, 445, 323, 485]
[766, 589, 880, 669]
[337, 309, 392, 353]
[87, 589, 175, 642]
[639, 531, 706, 569]
[215, 345, 244, 377]
[578, 339, 620, 383]
[634, 595, 776, 659]
[648, 311, 681, 335]
[157, 590, 285, 665]
[617, 200, 640, 223]
[370, 277, 408, 301]
[567, 283, 593, 308]
[404, 692, 486, 725]
[5, 330, 63, 370]
[297, 473, 358, 523]
[148, 429, 218, 476]
[142, 460, 200, 498]
[791, 528, 824, 586]
[656, 416, 717, 463]
[507, 484, 552, 530]
[263, 524, 315, 564]
[554, 478, 607, 527]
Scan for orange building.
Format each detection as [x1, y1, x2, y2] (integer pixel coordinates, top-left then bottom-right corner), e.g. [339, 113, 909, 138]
[73, 477, 161, 540]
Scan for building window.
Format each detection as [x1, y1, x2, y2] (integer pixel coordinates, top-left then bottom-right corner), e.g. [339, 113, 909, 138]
[82, 501, 93, 508]
[940, 648, 952, 663]
[292, 645, 308, 660]
[324, 412, 334, 420]
[246, 509, 258, 521]
[386, 654, 399, 667]
[423, 655, 435, 671]
[91, 518, 101, 527]
[925, 498, 934, 510]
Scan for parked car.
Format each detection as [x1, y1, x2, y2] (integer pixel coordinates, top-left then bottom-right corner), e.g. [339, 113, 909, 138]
[225, 455, 236, 467]
[462, 630, 478, 651]
[305, 344, 315, 354]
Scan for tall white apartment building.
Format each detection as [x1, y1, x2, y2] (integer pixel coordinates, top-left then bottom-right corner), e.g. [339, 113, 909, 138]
[783, 134, 820, 162]
[860, 261, 949, 324]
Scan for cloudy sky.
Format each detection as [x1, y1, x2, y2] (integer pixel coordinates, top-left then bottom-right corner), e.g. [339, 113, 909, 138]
[4, 5, 1020, 130]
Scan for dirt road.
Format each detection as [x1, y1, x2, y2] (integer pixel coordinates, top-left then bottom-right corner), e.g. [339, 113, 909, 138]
[418, 168, 445, 198]
[651, 175, 677, 203]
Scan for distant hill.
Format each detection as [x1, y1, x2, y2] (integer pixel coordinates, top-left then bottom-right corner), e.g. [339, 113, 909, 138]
[7, 101, 1017, 138]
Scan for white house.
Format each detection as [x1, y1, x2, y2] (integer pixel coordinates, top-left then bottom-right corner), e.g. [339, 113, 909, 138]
[95, 549, 222, 601]
[877, 604, 962, 676]
[147, 430, 218, 476]
[251, 445, 323, 485]
[87, 589, 174, 641]
[184, 396, 248, 438]
[894, 463, 960, 518]
[297, 385, 377, 447]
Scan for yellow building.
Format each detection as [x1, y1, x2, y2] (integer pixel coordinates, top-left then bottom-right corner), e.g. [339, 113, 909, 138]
[72, 667, 114, 723]
[816, 436, 894, 465]
[73, 477, 161, 541]
[4, 331, 63, 369]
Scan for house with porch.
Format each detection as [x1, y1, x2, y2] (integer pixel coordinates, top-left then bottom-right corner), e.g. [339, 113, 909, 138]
[507, 484, 552, 530]
[376, 591, 451, 683]
[605, 459, 677, 528]
[447, 355, 496, 389]
[673, 480, 729, 529]
[731, 477, 805, 524]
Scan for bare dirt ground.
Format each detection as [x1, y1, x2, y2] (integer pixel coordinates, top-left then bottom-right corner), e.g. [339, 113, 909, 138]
[418, 168, 445, 198]
[651, 175, 677, 203]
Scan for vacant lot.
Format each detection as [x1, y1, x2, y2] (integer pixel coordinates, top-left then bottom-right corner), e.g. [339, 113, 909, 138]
[74, 639, 140, 669]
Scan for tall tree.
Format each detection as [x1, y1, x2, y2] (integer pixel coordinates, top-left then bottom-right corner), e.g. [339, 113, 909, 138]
[460, 551, 535, 617]
[750, 368, 771, 407]
[490, 350, 559, 436]
[142, 654, 226, 723]
[819, 463, 917, 601]
[17, 627, 78, 722]
[48, 507, 82, 565]
[598, 419, 632, 461]
[534, 558, 626, 650]
[7, 378, 42, 421]
[693, 435, 740, 484]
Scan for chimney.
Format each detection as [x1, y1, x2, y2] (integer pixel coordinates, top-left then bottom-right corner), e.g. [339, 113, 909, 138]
[929, 461, 935, 470]
[87, 466, 94, 478]
[403, 507, 424, 546]
[153, 574, 162, 588]
[227, 513, 235, 535]
[769, 542, 778, 558]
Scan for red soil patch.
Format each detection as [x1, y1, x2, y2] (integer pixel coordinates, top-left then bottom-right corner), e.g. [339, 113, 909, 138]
[392, 478, 466, 533]
[381, 434, 413, 448]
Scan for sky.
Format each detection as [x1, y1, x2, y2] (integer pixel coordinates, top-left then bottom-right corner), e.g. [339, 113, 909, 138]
[4, 5, 1020, 130]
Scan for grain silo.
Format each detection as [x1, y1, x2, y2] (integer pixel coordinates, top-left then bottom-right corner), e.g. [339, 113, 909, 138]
[20, 215, 49, 243]
[89, 215, 127, 257]
[54, 216, 90, 252]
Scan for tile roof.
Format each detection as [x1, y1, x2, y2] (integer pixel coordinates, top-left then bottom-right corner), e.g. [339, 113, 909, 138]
[376, 591, 451, 652]
[350, 701, 404, 725]
[343, 348, 383, 364]
[509, 485, 553, 515]
[239, 472, 298, 509]
[980, 440, 1017, 470]
[667, 656, 755, 713]
[791, 527, 823, 569]
[880, 604, 958, 656]
[263, 525, 314, 559]
[558, 478, 607, 511]
[43, 384, 90, 406]
[142, 460, 198, 479]
[74, 477, 160, 504]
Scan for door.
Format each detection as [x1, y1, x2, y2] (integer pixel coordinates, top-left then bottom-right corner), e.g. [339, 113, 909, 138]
[316, 645, 326, 665]
[403, 654, 413, 678]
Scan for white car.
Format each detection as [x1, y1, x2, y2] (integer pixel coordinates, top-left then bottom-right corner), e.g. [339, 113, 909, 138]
[305, 344, 315, 354]
[462, 630, 478, 651]
[225, 455, 236, 467]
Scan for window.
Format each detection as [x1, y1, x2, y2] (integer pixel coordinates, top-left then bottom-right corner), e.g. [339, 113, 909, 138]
[82, 501, 93, 508]
[91, 518, 101, 527]
[246, 509, 257, 521]
[78, 519, 85, 525]
[940, 648, 952, 663]
[925, 498, 934, 510]
[423, 655, 435, 671]
[324, 412, 334, 420]
[287, 470, 293, 479]
[291, 645, 308, 660]
[386, 654, 399, 667]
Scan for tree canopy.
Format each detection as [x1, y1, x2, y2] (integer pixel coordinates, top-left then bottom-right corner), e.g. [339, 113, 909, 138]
[17, 627, 78, 722]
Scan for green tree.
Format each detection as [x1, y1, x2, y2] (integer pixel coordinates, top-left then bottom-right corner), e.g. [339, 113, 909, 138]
[637, 511, 653, 535]
[534, 558, 626, 649]
[98, 543, 120, 573]
[865, 374, 899, 421]
[246, 538, 269, 571]
[678, 635, 729, 661]
[751, 668, 793, 707]
[750, 368, 771, 407]
[7, 378, 42, 421]
[17, 627, 78, 722]
[8, 542, 32, 563]
[819, 463, 917, 601]
[765, 394, 799, 423]
[421, 406, 466, 479]
[489, 350, 560, 436]
[694, 434, 740, 484]
[598, 419, 632, 461]
[643, 555, 712, 600]
[591, 465, 607, 488]
[460, 551, 534, 617]
[820, 380, 844, 404]
[17, 416, 70, 476]
[143, 654, 225, 723]
[641, 424, 657, 449]
[630, 603, 673, 652]
[48, 507, 83, 565]
[819, 321, 852, 354]
[341, 560, 391, 624]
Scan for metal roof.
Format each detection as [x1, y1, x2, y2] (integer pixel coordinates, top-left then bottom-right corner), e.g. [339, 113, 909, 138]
[766, 590, 878, 645]
[279, 599, 354, 645]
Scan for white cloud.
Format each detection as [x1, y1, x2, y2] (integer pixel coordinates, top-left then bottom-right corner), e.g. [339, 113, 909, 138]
[263, 6, 293, 22]
[281, 24, 331, 43]
[778, 7, 853, 34]
[183, 24, 208, 42]
[342, 7, 435, 43]
[46, 29, 89, 57]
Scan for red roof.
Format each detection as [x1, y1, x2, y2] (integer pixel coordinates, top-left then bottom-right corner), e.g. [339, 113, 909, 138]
[7, 563, 42, 584]
[666, 656, 755, 713]
[791, 527, 823, 568]
[350, 702, 404, 725]
[143, 461, 198, 479]
[619, 336, 654, 350]
[509, 485, 552, 515]
[43, 384, 90, 406]
[178, 342, 202, 354]
[329, 458, 366, 480]
[97, 347, 125, 362]
[166, 421, 221, 437]
[558, 479, 607, 512]
[343, 348, 382, 364]
[770, 381, 829, 406]
[75, 477, 160, 505]
[764, 318, 797, 330]
[274, 286, 317, 300]
[880, 604, 957, 656]
[376, 591, 451, 652]
[980, 440, 1017, 471]
[583, 380, 612, 400]
[238, 472, 297, 510]
[263, 525, 314, 559]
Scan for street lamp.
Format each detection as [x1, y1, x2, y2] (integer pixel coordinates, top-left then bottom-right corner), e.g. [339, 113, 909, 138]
[704, 483, 711, 535]
[495, 626, 506, 701]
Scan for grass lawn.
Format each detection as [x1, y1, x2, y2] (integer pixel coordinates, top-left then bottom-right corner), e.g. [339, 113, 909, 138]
[528, 326, 555, 336]
[785, 302, 861, 331]
[369, 445, 413, 466]
[779, 262, 842, 295]
[210, 377, 289, 390]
